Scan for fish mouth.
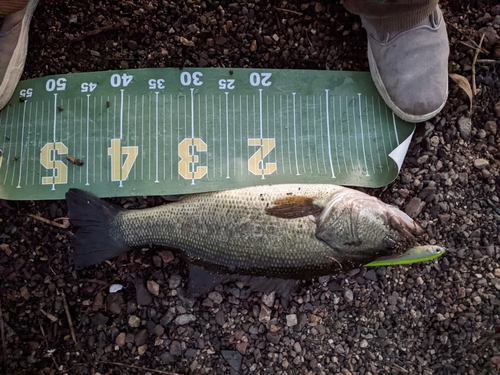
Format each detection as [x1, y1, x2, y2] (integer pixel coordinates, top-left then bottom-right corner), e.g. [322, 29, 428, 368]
[387, 209, 425, 243]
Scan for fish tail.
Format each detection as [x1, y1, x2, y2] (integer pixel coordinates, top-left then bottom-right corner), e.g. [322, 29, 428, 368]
[66, 188, 128, 267]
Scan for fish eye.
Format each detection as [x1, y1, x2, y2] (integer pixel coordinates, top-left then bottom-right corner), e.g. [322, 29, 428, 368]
[384, 238, 396, 250]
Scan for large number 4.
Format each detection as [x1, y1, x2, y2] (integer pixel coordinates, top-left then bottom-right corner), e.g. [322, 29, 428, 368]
[108, 139, 139, 184]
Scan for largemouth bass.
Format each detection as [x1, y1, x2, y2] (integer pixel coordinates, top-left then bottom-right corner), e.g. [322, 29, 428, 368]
[66, 184, 424, 280]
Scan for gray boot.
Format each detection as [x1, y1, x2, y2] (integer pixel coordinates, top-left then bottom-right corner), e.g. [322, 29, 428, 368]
[362, 5, 449, 123]
[0, 0, 38, 111]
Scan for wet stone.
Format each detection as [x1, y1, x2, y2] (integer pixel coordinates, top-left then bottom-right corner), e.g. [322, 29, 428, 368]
[344, 289, 354, 302]
[208, 291, 223, 304]
[364, 269, 378, 282]
[215, 309, 225, 326]
[222, 350, 242, 372]
[286, 314, 298, 327]
[128, 315, 141, 328]
[175, 314, 196, 326]
[134, 329, 148, 346]
[92, 313, 109, 326]
[170, 340, 182, 356]
[168, 274, 182, 289]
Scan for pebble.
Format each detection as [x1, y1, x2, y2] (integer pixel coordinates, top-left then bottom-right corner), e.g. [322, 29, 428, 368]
[262, 292, 275, 308]
[91, 313, 109, 326]
[174, 314, 196, 326]
[215, 309, 225, 326]
[344, 289, 354, 302]
[146, 280, 160, 296]
[377, 328, 388, 338]
[259, 304, 272, 323]
[458, 116, 472, 139]
[160, 353, 176, 363]
[293, 342, 302, 354]
[134, 329, 148, 346]
[208, 291, 223, 304]
[170, 340, 182, 356]
[168, 274, 182, 289]
[222, 350, 242, 371]
[405, 197, 425, 218]
[115, 332, 126, 347]
[128, 315, 141, 328]
[473, 158, 489, 169]
[286, 314, 298, 327]
[364, 269, 378, 281]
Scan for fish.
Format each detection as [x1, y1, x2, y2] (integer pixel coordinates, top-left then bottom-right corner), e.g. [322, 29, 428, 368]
[66, 184, 425, 287]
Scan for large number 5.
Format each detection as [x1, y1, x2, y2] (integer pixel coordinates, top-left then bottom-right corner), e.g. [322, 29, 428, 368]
[40, 142, 68, 185]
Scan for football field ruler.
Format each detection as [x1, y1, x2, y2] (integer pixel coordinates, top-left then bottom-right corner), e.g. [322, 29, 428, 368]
[0, 68, 415, 200]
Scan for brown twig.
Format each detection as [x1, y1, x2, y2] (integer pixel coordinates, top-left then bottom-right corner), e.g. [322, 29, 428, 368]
[449, 23, 487, 54]
[59, 290, 77, 345]
[97, 361, 181, 375]
[471, 33, 485, 96]
[275, 7, 303, 16]
[27, 213, 70, 229]
[69, 22, 122, 43]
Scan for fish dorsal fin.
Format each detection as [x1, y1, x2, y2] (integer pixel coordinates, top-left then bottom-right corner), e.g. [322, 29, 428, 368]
[265, 196, 323, 219]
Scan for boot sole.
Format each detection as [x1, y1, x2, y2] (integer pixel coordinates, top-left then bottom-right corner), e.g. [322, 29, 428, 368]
[0, 0, 38, 110]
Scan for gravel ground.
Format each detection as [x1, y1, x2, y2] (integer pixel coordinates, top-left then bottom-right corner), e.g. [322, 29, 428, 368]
[1, 0, 500, 374]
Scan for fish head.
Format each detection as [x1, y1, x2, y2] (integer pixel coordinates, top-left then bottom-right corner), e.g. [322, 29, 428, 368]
[316, 190, 424, 262]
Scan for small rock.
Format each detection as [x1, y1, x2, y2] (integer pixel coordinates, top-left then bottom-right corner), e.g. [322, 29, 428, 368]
[484, 120, 497, 135]
[458, 116, 472, 139]
[405, 197, 425, 218]
[377, 328, 388, 338]
[127, 40, 137, 51]
[215, 36, 227, 45]
[158, 250, 174, 264]
[250, 40, 257, 52]
[185, 348, 197, 358]
[137, 344, 147, 355]
[168, 274, 182, 289]
[222, 350, 242, 371]
[215, 310, 225, 326]
[494, 101, 500, 118]
[262, 292, 275, 308]
[179, 36, 195, 47]
[134, 329, 148, 346]
[360, 339, 368, 348]
[344, 289, 354, 302]
[109, 284, 123, 293]
[259, 304, 272, 323]
[286, 314, 298, 327]
[147, 280, 160, 296]
[174, 314, 196, 326]
[364, 269, 378, 282]
[236, 342, 248, 355]
[134, 278, 152, 306]
[115, 332, 126, 347]
[170, 340, 182, 356]
[92, 313, 109, 326]
[473, 158, 489, 169]
[128, 315, 141, 328]
[208, 291, 223, 304]
[160, 353, 176, 363]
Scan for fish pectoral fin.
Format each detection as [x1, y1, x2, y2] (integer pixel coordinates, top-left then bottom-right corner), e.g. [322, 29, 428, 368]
[265, 196, 323, 219]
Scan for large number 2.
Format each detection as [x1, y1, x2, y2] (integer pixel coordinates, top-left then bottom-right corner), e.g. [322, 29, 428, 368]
[40, 142, 68, 185]
[248, 138, 277, 177]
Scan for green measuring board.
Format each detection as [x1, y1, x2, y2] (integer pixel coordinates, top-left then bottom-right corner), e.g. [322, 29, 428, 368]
[0, 68, 414, 200]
